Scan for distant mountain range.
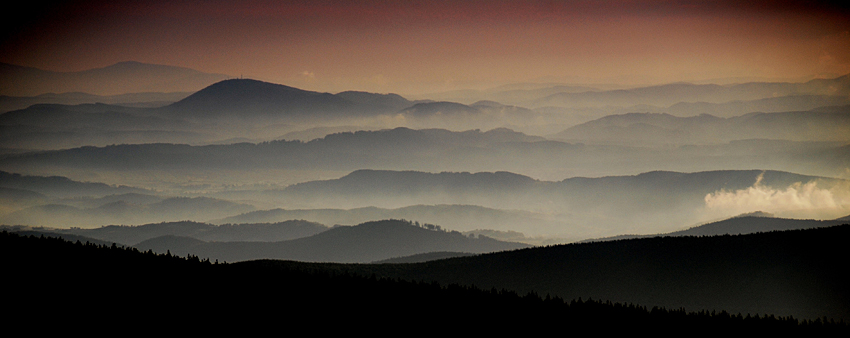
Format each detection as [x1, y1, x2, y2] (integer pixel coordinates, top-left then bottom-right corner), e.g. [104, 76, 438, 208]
[0, 61, 230, 96]
[2, 168, 846, 239]
[553, 106, 850, 145]
[265, 169, 848, 237]
[4, 124, 847, 180]
[657, 94, 850, 118]
[0, 171, 258, 227]
[211, 204, 568, 243]
[130, 219, 529, 263]
[3, 217, 528, 263]
[14, 209, 845, 266]
[0, 91, 193, 114]
[528, 74, 850, 108]
[4, 73, 850, 151]
[7, 60, 847, 113]
[4, 219, 328, 246]
[276, 168, 836, 209]
[0, 127, 550, 171]
[0, 196, 255, 228]
[0, 170, 146, 197]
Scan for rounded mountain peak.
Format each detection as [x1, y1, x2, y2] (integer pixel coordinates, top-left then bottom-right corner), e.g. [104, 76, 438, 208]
[165, 79, 349, 119]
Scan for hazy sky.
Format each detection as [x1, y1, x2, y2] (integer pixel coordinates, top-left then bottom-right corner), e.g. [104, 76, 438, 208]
[3, 0, 849, 94]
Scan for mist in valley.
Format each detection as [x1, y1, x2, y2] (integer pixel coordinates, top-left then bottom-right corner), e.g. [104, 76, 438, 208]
[3, 1, 850, 325]
[2, 73, 849, 244]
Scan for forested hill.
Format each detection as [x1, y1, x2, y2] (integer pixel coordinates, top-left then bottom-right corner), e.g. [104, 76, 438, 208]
[581, 214, 850, 242]
[3, 230, 846, 334]
[251, 224, 850, 322]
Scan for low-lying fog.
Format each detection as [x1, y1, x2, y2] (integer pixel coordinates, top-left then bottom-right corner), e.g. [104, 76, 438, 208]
[2, 74, 849, 243]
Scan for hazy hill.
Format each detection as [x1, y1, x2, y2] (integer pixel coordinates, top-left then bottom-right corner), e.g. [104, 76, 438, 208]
[0, 79, 414, 149]
[4, 123, 846, 180]
[0, 186, 45, 201]
[277, 169, 546, 211]
[162, 79, 353, 119]
[400, 101, 481, 117]
[134, 219, 530, 263]
[310, 126, 546, 148]
[0, 103, 191, 130]
[276, 125, 379, 141]
[6, 75, 850, 153]
[160, 79, 414, 121]
[286, 169, 539, 196]
[0, 61, 230, 96]
[396, 100, 546, 131]
[556, 169, 829, 211]
[0, 196, 256, 228]
[416, 83, 602, 105]
[279, 169, 831, 211]
[530, 74, 850, 109]
[0, 170, 146, 197]
[0, 91, 192, 113]
[553, 107, 850, 145]
[56, 193, 164, 209]
[0, 101, 212, 149]
[595, 94, 850, 121]
[0, 172, 257, 227]
[334, 91, 412, 112]
[0, 127, 549, 171]
[662, 94, 850, 118]
[48, 219, 328, 245]
[211, 204, 569, 241]
[268, 169, 845, 237]
[2, 166, 845, 239]
[416, 76, 850, 130]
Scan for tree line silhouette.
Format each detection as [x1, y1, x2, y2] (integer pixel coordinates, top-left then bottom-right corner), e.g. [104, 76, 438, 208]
[2, 230, 846, 334]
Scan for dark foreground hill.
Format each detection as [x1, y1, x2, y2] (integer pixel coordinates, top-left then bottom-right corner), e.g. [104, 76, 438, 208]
[582, 214, 850, 242]
[254, 224, 850, 322]
[667, 215, 848, 236]
[3, 231, 846, 334]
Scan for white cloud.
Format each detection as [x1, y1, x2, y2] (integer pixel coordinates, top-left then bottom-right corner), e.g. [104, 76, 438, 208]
[704, 174, 850, 220]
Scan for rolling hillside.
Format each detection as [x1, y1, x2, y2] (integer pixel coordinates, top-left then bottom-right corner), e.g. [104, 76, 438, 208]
[134, 219, 530, 263]
[258, 224, 850, 321]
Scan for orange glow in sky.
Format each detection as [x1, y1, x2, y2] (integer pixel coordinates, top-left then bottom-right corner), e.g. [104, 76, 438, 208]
[2, 0, 849, 94]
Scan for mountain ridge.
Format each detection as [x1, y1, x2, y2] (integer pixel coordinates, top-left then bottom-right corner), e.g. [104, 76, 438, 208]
[0, 61, 230, 96]
[160, 78, 414, 121]
[553, 107, 850, 145]
[133, 219, 530, 263]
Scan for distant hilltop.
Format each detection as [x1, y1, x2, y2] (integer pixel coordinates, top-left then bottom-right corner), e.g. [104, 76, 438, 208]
[0, 61, 230, 96]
